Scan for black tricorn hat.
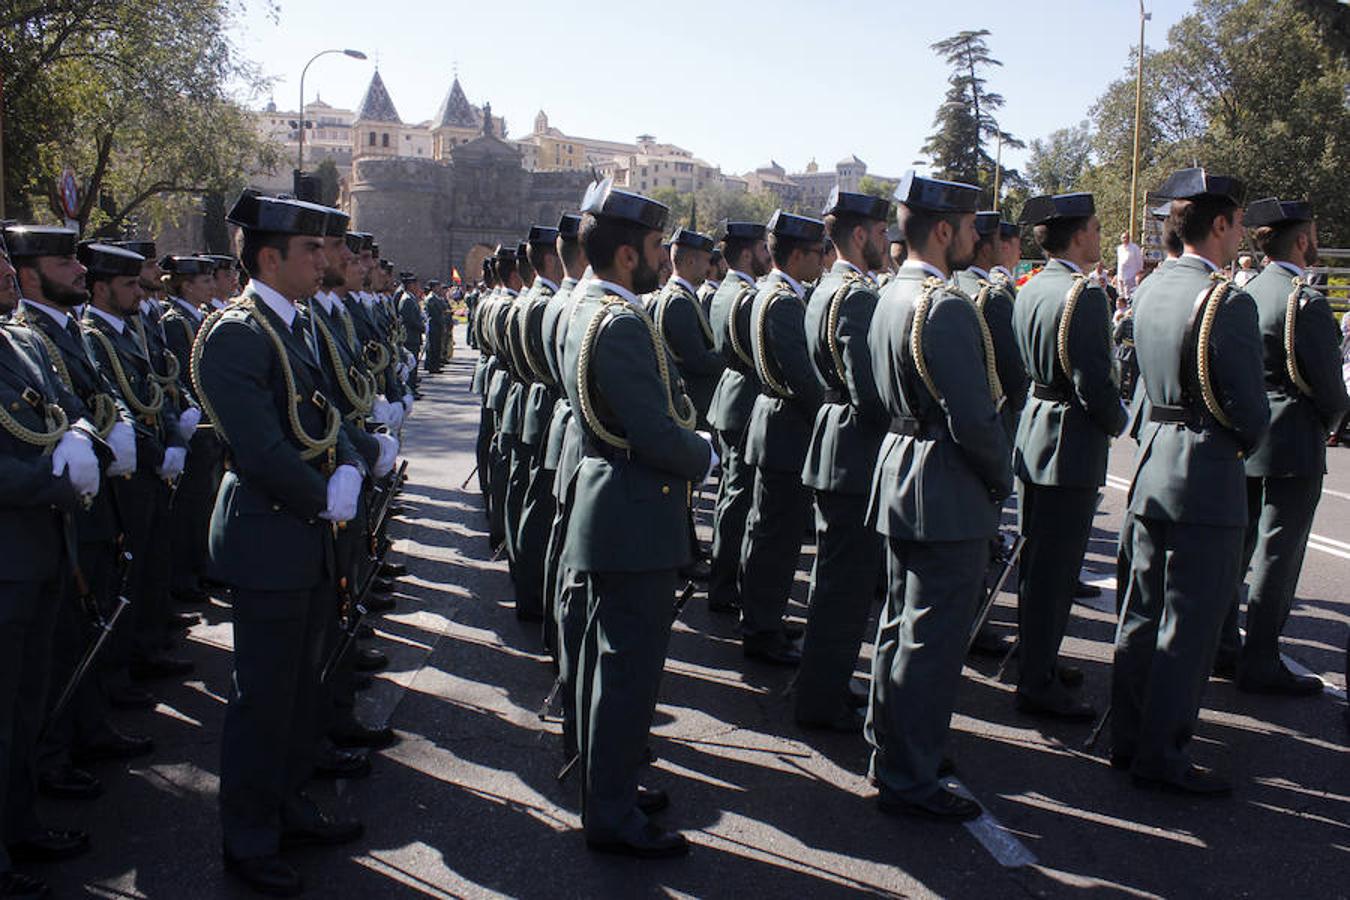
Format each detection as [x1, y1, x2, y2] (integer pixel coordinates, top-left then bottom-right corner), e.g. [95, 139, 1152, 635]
[670, 228, 714, 252]
[160, 255, 215, 276]
[2, 224, 78, 259]
[1155, 167, 1246, 206]
[1244, 197, 1313, 228]
[322, 207, 350, 237]
[822, 187, 891, 222]
[115, 240, 157, 260]
[226, 190, 328, 236]
[201, 253, 238, 272]
[528, 225, 559, 245]
[719, 220, 767, 242]
[580, 178, 668, 232]
[974, 211, 1002, 237]
[1018, 193, 1095, 226]
[557, 213, 582, 240]
[766, 210, 826, 243]
[893, 171, 981, 213]
[76, 241, 144, 278]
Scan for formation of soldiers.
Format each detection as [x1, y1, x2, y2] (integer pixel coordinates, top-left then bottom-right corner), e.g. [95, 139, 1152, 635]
[470, 167, 1347, 856]
[0, 194, 461, 898]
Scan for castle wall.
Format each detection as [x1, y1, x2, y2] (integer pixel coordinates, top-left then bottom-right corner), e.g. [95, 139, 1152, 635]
[349, 157, 453, 280]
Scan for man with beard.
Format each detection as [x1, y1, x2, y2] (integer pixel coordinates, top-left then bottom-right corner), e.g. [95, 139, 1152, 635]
[796, 189, 891, 730]
[653, 228, 720, 427]
[0, 237, 18, 316]
[561, 181, 714, 858]
[698, 248, 725, 319]
[195, 192, 367, 896]
[1219, 198, 1348, 695]
[738, 211, 827, 666]
[866, 173, 1008, 822]
[706, 222, 771, 616]
[1010, 194, 1126, 721]
[0, 227, 103, 899]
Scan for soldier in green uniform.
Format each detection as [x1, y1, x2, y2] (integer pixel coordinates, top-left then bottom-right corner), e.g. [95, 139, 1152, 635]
[956, 213, 1028, 441]
[513, 226, 564, 624]
[196, 192, 367, 896]
[652, 228, 720, 427]
[697, 248, 725, 319]
[397, 274, 425, 395]
[1220, 198, 1348, 694]
[1112, 168, 1268, 796]
[865, 173, 1008, 822]
[561, 181, 713, 858]
[739, 211, 827, 664]
[797, 189, 890, 730]
[706, 223, 771, 615]
[425, 280, 448, 374]
[471, 258, 497, 507]
[486, 247, 525, 552]
[1011, 193, 1126, 719]
[0, 228, 104, 899]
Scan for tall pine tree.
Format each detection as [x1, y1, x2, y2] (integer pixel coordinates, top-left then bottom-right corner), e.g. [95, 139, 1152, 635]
[921, 29, 1023, 201]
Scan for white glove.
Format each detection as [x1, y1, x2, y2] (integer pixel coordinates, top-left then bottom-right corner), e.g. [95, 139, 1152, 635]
[157, 446, 187, 480]
[372, 433, 399, 478]
[106, 420, 137, 477]
[402, 393, 414, 415]
[52, 428, 101, 497]
[177, 405, 202, 441]
[697, 430, 719, 483]
[397, 361, 411, 380]
[319, 464, 362, 523]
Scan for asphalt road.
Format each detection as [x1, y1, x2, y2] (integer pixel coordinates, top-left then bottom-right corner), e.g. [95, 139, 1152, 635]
[39, 325, 1350, 899]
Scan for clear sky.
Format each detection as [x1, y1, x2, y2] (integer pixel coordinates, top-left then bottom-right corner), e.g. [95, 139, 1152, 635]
[231, 0, 1197, 179]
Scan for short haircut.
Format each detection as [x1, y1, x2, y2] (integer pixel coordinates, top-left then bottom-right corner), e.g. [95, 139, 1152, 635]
[672, 245, 706, 268]
[495, 256, 518, 283]
[580, 213, 648, 271]
[1169, 196, 1237, 247]
[721, 236, 758, 271]
[1032, 217, 1090, 256]
[528, 241, 557, 274]
[558, 238, 584, 270]
[767, 233, 816, 269]
[1161, 219, 1184, 257]
[823, 211, 871, 245]
[1251, 221, 1310, 261]
[897, 207, 961, 254]
[240, 232, 292, 278]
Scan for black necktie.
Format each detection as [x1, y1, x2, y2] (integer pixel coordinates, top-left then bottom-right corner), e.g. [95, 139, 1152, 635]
[65, 317, 83, 346]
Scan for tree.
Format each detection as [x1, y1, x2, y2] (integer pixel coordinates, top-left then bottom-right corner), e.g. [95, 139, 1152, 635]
[1025, 122, 1092, 195]
[651, 184, 779, 231]
[0, 0, 280, 234]
[314, 158, 342, 207]
[920, 29, 1024, 201]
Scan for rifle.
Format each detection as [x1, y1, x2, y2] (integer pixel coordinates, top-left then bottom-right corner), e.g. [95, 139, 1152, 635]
[459, 463, 479, 491]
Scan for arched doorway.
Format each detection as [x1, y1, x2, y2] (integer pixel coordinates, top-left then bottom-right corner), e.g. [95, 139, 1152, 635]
[463, 243, 495, 285]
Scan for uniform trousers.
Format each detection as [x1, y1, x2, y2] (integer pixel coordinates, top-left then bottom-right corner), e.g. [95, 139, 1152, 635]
[708, 428, 752, 610]
[867, 537, 986, 802]
[738, 467, 812, 638]
[1112, 514, 1243, 780]
[796, 491, 880, 723]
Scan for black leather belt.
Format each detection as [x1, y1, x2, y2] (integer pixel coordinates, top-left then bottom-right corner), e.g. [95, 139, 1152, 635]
[823, 387, 848, 405]
[1149, 404, 1192, 424]
[1032, 383, 1072, 403]
[888, 415, 945, 438]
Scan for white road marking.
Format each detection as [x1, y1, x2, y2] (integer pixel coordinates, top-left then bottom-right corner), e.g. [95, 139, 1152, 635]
[948, 778, 1039, 868]
[1320, 487, 1350, 501]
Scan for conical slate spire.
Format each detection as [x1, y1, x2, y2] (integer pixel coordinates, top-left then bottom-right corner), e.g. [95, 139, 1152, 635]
[355, 69, 401, 123]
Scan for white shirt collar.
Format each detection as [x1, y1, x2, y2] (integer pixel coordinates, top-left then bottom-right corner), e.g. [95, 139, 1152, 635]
[670, 275, 698, 296]
[834, 260, 865, 277]
[210, 297, 227, 310]
[248, 279, 297, 328]
[170, 296, 204, 322]
[902, 259, 948, 281]
[772, 268, 805, 299]
[593, 279, 642, 308]
[501, 287, 520, 298]
[20, 299, 69, 329]
[312, 291, 337, 314]
[1051, 258, 1083, 274]
[139, 299, 155, 315]
[729, 269, 755, 286]
[704, 278, 720, 290]
[87, 305, 125, 333]
[991, 265, 1014, 280]
[1181, 252, 1219, 273]
[1272, 260, 1304, 279]
[965, 265, 991, 281]
[535, 276, 560, 295]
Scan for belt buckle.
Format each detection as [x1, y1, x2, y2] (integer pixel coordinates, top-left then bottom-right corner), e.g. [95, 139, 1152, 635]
[20, 386, 43, 410]
[311, 390, 329, 411]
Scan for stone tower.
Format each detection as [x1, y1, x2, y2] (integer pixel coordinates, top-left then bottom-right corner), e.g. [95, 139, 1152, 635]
[352, 69, 402, 160]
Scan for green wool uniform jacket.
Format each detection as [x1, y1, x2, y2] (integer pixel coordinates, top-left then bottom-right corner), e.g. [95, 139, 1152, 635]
[560, 281, 711, 573]
[520, 279, 560, 447]
[1012, 260, 1126, 488]
[955, 268, 1029, 439]
[197, 288, 364, 591]
[745, 271, 825, 473]
[398, 291, 425, 356]
[801, 262, 888, 495]
[866, 266, 1012, 542]
[653, 277, 723, 421]
[0, 323, 87, 581]
[706, 272, 762, 436]
[82, 308, 183, 469]
[1242, 262, 1349, 478]
[1128, 256, 1269, 527]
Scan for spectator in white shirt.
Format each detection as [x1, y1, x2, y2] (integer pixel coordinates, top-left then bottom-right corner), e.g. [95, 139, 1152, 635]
[1116, 231, 1142, 298]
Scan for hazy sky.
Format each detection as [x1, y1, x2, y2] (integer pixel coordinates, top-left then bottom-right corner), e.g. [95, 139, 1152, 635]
[231, 0, 1197, 178]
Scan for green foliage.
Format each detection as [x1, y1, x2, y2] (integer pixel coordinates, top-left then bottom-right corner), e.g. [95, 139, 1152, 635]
[920, 29, 1024, 202]
[1025, 122, 1092, 196]
[314, 158, 341, 207]
[1075, 0, 1350, 247]
[650, 185, 779, 231]
[0, 0, 280, 234]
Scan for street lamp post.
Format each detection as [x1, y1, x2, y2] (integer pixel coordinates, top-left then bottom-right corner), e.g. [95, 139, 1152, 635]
[297, 48, 367, 179]
[1128, 2, 1151, 240]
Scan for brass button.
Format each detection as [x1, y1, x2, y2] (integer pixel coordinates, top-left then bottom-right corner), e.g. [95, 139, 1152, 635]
[9, 402, 18, 411]
[661, 484, 670, 495]
[272, 503, 281, 511]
